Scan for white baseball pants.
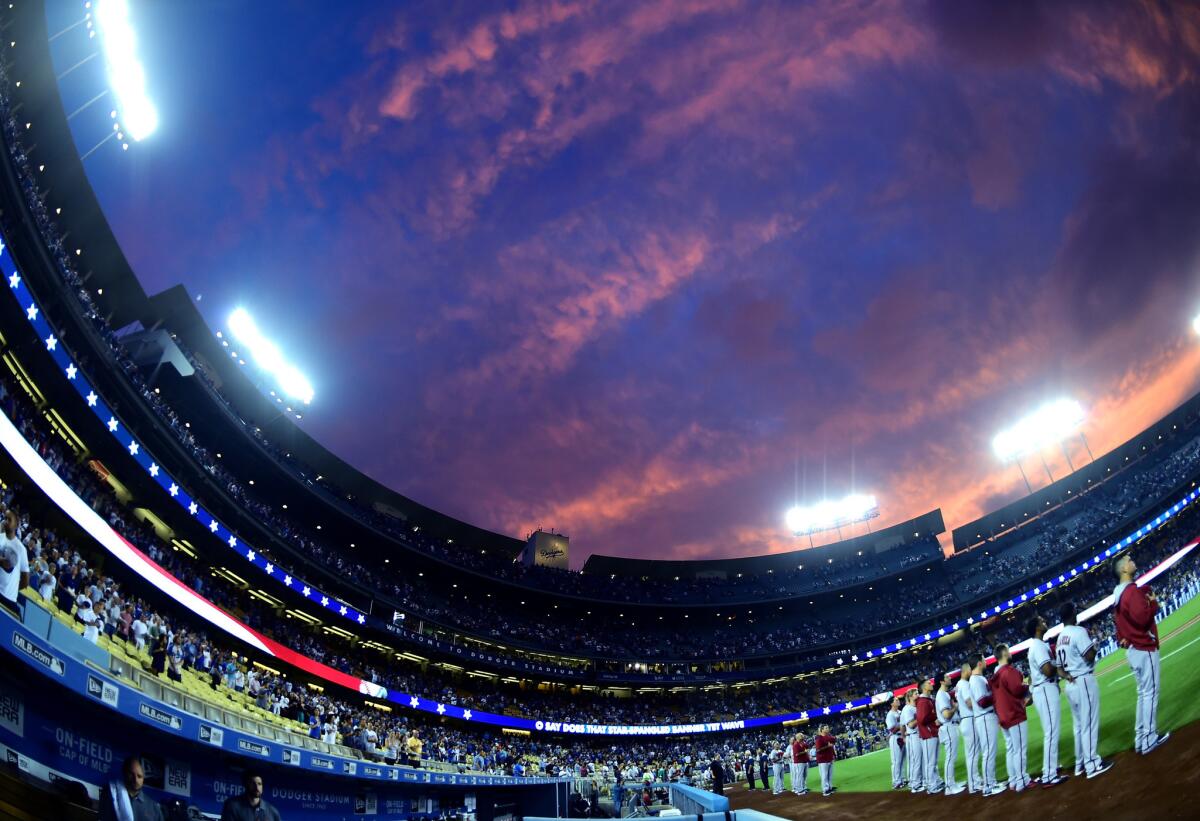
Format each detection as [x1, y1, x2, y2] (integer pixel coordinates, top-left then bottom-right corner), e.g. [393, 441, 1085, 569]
[922, 736, 942, 792]
[959, 717, 979, 792]
[819, 762, 833, 794]
[906, 734, 922, 790]
[771, 762, 783, 794]
[1066, 674, 1102, 774]
[789, 761, 807, 793]
[888, 735, 904, 787]
[1127, 647, 1161, 752]
[974, 712, 1000, 791]
[939, 723, 959, 791]
[1002, 721, 1030, 791]
[1030, 682, 1060, 781]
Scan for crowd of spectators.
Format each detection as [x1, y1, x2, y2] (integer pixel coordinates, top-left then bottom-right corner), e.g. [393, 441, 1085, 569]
[950, 434, 1200, 600]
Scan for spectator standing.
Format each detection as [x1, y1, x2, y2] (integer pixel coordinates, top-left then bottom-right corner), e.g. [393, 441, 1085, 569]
[407, 728, 423, 768]
[0, 508, 29, 615]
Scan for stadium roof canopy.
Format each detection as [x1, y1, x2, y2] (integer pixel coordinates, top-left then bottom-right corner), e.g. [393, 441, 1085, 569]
[3, 5, 526, 557]
[951, 390, 1200, 553]
[582, 509, 946, 580]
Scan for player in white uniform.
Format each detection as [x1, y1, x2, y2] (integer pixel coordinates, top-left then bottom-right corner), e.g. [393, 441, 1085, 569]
[770, 744, 784, 795]
[1026, 614, 1067, 786]
[885, 696, 906, 790]
[900, 689, 922, 793]
[955, 661, 980, 794]
[1056, 601, 1112, 779]
[935, 671, 965, 794]
[968, 653, 1006, 797]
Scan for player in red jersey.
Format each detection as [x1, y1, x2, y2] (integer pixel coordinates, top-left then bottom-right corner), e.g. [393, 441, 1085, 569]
[990, 644, 1032, 792]
[1112, 553, 1171, 754]
[915, 677, 944, 793]
[790, 732, 810, 795]
[814, 725, 837, 797]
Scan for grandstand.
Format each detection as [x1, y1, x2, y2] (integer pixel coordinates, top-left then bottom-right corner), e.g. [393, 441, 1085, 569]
[0, 1, 1198, 820]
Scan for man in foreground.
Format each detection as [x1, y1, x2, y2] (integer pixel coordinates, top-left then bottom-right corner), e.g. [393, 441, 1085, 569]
[99, 756, 164, 821]
[221, 770, 282, 821]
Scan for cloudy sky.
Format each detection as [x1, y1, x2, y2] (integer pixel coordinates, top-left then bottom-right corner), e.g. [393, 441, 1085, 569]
[69, 0, 1200, 565]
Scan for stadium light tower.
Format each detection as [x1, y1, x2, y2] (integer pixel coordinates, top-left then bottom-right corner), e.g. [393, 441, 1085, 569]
[992, 398, 1087, 493]
[786, 493, 879, 543]
[95, 0, 158, 144]
[227, 308, 314, 409]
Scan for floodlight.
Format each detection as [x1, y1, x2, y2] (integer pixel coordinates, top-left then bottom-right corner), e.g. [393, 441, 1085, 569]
[1193, 313, 1200, 335]
[95, 0, 158, 141]
[786, 493, 879, 535]
[992, 398, 1085, 462]
[227, 308, 314, 405]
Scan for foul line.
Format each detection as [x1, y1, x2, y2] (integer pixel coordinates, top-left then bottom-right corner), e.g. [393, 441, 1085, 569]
[1107, 611, 1200, 682]
[1115, 633, 1200, 683]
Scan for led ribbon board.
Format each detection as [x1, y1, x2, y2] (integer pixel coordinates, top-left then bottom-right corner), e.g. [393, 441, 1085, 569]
[3, 233, 1200, 733]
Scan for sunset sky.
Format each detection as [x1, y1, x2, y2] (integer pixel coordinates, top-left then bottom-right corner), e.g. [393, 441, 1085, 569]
[66, 0, 1200, 566]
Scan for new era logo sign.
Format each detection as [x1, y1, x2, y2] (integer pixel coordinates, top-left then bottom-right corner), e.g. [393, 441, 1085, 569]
[85, 674, 119, 707]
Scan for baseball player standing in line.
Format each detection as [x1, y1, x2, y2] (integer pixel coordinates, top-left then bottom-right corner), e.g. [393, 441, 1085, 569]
[916, 678, 945, 794]
[790, 732, 809, 796]
[1056, 601, 1112, 779]
[935, 671, 965, 794]
[900, 689, 922, 793]
[968, 653, 1006, 797]
[771, 743, 784, 795]
[955, 660, 980, 794]
[1113, 553, 1172, 754]
[814, 725, 837, 797]
[990, 644, 1032, 793]
[885, 696, 906, 790]
[1026, 614, 1067, 787]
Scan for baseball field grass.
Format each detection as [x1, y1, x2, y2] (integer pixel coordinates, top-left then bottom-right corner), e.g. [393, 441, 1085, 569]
[775, 593, 1200, 794]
